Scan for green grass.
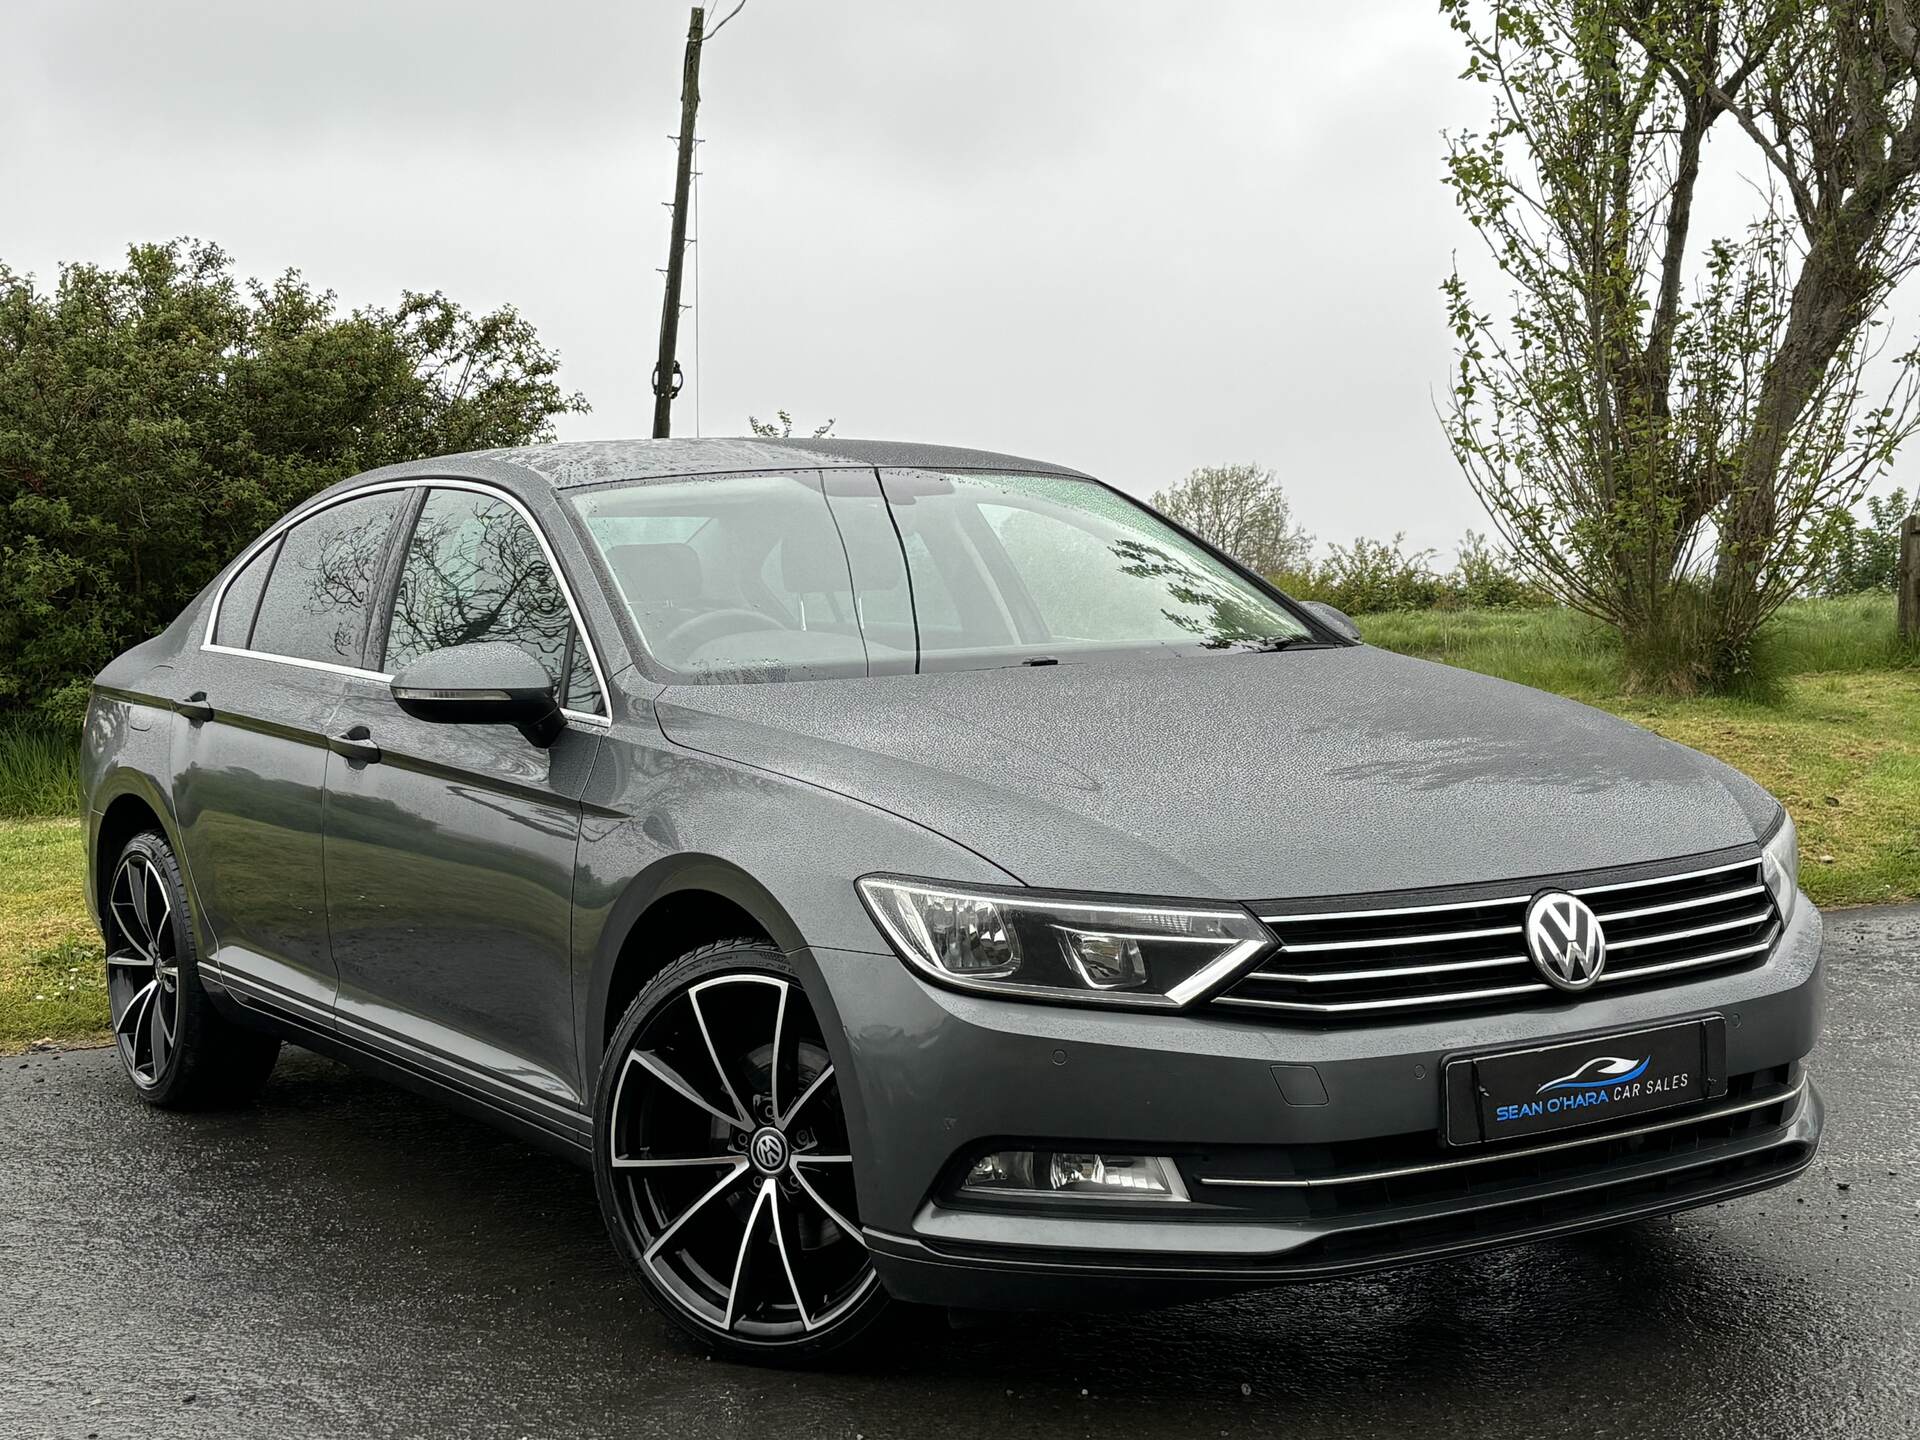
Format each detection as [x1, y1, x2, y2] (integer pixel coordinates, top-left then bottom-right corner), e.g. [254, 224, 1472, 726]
[1360, 593, 1917, 703]
[0, 817, 105, 1053]
[0, 719, 82, 820]
[0, 592, 1914, 1054]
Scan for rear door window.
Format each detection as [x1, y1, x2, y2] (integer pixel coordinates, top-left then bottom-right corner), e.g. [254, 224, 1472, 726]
[249, 490, 407, 667]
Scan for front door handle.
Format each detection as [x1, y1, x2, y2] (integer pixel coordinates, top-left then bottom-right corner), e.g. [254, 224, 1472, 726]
[176, 692, 214, 724]
[327, 727, 382, 765]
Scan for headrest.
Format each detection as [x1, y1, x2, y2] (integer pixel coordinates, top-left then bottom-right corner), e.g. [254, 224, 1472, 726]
[779, 538, 853, 594]
[609, 542, 701, 604]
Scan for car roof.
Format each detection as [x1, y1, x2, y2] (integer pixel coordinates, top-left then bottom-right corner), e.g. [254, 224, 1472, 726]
[353, 436, 1097, 493]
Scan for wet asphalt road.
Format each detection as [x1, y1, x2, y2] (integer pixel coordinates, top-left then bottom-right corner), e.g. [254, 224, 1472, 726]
[2, 908, 1917, 1440]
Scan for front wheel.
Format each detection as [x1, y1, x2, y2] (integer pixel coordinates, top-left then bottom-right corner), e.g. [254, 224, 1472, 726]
[593, 942, 889, 1362]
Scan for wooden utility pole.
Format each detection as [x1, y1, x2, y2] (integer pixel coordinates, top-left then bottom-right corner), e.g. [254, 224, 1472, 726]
[651, 6, 705, 439]
[1899, 513, 1920, 641]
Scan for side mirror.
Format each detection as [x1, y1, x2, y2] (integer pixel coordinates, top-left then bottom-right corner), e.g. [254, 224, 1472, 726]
[1302, 600, 1361, 642]
[390, 642, 565, 748]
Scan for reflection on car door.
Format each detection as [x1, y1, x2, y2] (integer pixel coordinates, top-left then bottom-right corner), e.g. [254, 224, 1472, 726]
[171, 487, 408, 1018]
[320, 484, 604, 1131]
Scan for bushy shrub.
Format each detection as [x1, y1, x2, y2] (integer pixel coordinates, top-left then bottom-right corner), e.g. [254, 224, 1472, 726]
[1272, 530, 1548, 615]
[1813, 489, 1911, 595]
[0, 240, 586, 722]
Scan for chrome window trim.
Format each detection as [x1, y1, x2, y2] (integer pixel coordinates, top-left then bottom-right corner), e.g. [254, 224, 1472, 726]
[1196, 1079, 1806, 1189]
[200, 477, 613, 727]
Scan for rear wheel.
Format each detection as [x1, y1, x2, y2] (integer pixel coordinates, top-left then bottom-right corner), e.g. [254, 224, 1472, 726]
[593, 942, 888, 1362]
[103, 831, 279, 1108]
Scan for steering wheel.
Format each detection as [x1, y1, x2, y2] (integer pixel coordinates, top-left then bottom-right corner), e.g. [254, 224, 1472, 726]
[661, 607, 791, 657]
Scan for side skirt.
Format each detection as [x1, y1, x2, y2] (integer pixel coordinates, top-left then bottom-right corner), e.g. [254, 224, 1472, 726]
[206, 972, 594, 1169]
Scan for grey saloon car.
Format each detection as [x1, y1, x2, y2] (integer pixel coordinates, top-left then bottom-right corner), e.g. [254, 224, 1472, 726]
[81, 437, 1822, 1361]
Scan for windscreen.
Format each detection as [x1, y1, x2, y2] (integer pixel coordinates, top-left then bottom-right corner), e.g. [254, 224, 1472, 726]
[569, 469, 1312, 683]
[877, 471, 1311, 669]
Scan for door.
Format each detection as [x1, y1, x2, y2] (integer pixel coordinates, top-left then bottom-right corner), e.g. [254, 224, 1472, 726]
[172, 486, 409, 1017]
[320, 484, 606, 1118]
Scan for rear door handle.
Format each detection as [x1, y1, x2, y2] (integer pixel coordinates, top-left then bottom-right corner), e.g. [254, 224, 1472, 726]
[176, 692, 214, 724]
[327, 727, 382, 765]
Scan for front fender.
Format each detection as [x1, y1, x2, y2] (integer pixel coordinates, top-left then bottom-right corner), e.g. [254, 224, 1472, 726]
[570, 729, 1016, 1097]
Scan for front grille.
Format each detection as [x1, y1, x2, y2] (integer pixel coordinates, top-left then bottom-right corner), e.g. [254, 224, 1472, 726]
[1218, 855, 1779, 1021]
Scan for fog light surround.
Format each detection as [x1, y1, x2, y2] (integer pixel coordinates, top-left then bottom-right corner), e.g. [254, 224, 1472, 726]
[960, 1149, 1190, 1202]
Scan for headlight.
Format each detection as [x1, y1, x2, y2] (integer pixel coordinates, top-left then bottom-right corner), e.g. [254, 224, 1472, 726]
[1761, 811, 1799, 927]
[857, 876, 1272, 1008]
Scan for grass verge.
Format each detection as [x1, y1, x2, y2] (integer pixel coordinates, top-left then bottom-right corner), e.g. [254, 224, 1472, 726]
[0, 817, 107, 1053]
[0, 719, 82, 819]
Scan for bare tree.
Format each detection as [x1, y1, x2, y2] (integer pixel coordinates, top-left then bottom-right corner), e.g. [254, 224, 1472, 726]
[1441, 0, 1920, 690]
[1150, 464, 1315, 577]
[748, 409, 835, 438]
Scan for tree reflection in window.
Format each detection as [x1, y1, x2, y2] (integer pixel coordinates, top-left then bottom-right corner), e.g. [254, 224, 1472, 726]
[250, 490, 405, 665]
[1105, 536, 1296, 649]
[384, 490, 579, 696]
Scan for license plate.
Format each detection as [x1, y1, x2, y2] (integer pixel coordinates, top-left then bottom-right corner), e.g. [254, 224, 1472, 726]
[1443, 1018, 1726, 1146]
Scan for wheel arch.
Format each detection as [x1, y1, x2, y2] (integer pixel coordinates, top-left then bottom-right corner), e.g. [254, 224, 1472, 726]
[585, 854, 811, 1075]
[89, 770, 185, 930]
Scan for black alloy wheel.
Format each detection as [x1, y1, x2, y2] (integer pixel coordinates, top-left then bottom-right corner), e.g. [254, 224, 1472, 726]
[102, 831, 280, 1108]
[595, 942, 888, 1359]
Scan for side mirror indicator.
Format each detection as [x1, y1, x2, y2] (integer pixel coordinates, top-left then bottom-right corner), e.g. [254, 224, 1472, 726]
[389, 642, 566, 748]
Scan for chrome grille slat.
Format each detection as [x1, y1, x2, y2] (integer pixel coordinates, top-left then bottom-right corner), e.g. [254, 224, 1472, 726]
[1224, 856, 1779, 1022]
[1607, 909, 1774, 952]
[1275, 922, 1523, 954]
[1216, 981, 1551, 1015]
[1250, 953, 1533, 985]
[1594, 883, 1767, 924]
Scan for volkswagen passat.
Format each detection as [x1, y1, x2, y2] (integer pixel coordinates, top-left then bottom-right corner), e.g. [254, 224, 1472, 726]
[82, 438, 1822, 1361]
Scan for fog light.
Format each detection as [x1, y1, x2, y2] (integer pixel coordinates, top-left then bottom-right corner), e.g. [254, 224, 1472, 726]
[964, 1150, 1036, 1190]
[960, 1149, 1188, 1201]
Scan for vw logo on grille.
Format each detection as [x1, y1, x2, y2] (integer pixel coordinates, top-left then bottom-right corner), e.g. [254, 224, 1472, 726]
[749, 1127, 790, 1174]
[1525, 891, 1607, 992]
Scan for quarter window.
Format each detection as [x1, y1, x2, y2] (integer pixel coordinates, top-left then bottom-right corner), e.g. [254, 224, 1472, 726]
[212, 536, 281, 649]
[249, 490, 406, 667]
[383, 488, 601, 713]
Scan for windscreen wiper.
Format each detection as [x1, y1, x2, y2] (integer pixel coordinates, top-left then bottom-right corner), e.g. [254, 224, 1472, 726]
[1241, 636, 1334, 653]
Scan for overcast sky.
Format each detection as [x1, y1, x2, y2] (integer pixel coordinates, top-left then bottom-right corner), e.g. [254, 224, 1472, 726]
[7, 1, 1911, 559]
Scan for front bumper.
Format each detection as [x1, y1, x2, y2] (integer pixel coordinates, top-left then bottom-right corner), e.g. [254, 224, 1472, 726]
[801, 897, 1825, 1310]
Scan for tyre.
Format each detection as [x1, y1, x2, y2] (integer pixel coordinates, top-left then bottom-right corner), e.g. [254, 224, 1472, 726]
[593, 941, 889, 1362]
[103, 830, 280, 1108]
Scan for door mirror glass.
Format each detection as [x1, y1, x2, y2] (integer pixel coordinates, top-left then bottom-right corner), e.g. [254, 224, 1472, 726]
[1302, 600, 1361, 642]
[389, 642, 565, 748]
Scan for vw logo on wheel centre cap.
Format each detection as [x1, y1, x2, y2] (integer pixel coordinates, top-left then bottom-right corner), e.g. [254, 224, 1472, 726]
[1524, 891, 1607, 992]
[749, 1127, 790, 1174]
